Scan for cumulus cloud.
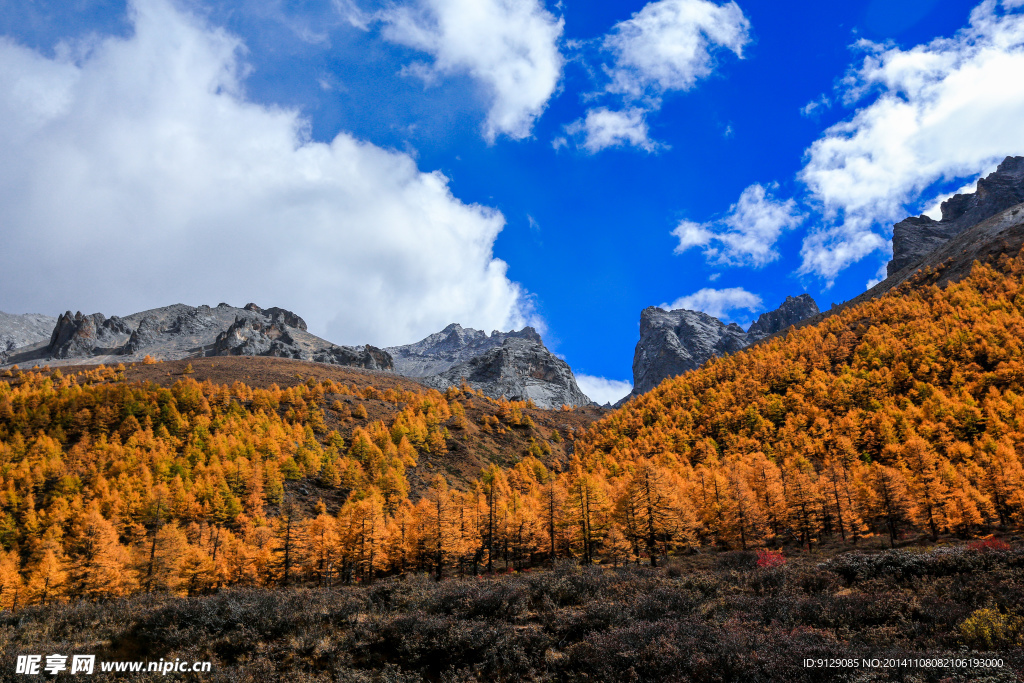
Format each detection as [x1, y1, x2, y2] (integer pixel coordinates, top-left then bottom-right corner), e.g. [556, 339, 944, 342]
[381, 0, 564, 142]
[564, 107, 659, 153]
[661, 287, 762, 321]
[0, 0, 534, 347]
[672, 183, 803, 267]
[602, 0, 750, 100]
[562, 0, 749, 153]
[574, 374, 633, 405]
[798, 0, 1024, 281]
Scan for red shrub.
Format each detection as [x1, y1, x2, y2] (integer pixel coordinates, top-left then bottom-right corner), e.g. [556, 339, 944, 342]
[756, 549, 786, 568]
[967, 538, 1010, 553]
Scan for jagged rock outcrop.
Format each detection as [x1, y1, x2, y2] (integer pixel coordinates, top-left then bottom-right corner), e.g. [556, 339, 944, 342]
[889, 156, 1024, 276]
[623, 294, 820, 403]
[48, 311, 132, 359]
[313, 345, 393, 371]
[629, 307, 750, 398]
[121, 315, 164, 356]
[0, 302, 388, 371]
[211, 315, 392, 370]
[386, 323, 591, 408]
[746, 294, 820, 339]
[420, 337, 591, 409]
[386, 324, 543, 377]
[242, 303, 307, 331]
[212, 316, 300, 358]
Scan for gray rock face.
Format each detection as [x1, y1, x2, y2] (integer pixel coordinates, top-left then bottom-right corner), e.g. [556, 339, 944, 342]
[746, 294, 820, 339]
[889, 156, 1024, 276]
[243, 303, 308, 331]
[420, 337, 591, 409]
[2, 302, 390, 371]
[0, 312, 58, 361]
[386, 324, 543, 377]
[630, 307, 750, 397]
[48, 311, 132, 359]
[212, 315, 392, 371]
[386, 323, 590, 408]
[121, 315, 165, 356]
[313, 345, 393, 371]
[212, 316, 300, 358]
[624, 294, 820, 402]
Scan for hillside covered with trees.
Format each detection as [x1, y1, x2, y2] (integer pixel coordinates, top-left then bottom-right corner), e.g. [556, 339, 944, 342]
[2, 256, 1024, 611]
[575, 254, 1024, 557]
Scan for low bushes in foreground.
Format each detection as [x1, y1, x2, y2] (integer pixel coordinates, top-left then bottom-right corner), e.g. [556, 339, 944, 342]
[1, 543, 1023, 682]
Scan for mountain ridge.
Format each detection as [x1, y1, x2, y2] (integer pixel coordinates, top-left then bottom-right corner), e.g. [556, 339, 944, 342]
[387, 323, 592, 409]
[619, 293, 820, 404]
[889, 156, 1024, 276]
[2, 302, 393, 372]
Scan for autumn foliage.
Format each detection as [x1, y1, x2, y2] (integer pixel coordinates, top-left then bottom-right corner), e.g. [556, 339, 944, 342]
[2, 255, 1024, 609]
[574, 255, 1024, 554]
[0, 361, 569, 606]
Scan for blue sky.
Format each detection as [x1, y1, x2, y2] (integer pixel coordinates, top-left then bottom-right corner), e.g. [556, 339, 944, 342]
[2, 0, 1024, 403]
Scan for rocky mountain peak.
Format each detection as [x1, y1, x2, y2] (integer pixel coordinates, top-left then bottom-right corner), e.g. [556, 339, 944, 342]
[48, 311, 132, 359]
[747, 294, 820, 338]
[624, 294, 819, 403]
[386, 324, 543, 378]
[2, 302, 389, 372]
[420, 335, 591, 409]
[630, 306, 750, 398]
[889, 156, 1024, 277]
[242, 303, 307, 331]
[385, 323, 590, 408]
[514, 326, 544, 344]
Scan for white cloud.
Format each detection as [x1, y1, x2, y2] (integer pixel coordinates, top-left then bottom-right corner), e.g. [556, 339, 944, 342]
[334, 0, 372, 30]
[865, 261, 889, 289]
[0, 0, 535, 347]
[800, 94, 831, 117]
[574, 374, 633, 405]
[921, 178, 983, 219]
[563, 0, 749, 153]
[672, 183, 803, 267]
[381, 0, 564, 142]
[661, 287, 762, 321]
[564, 107, 659, 153]
[798, 0, 1024, 281]
[602, 0, 750, 100]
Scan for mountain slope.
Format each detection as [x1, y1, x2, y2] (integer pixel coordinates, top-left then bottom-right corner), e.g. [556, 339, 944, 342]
[791, 158, 1024, 337]
[0, 312, 56, 362]
[0, 261, 1021, 613]
[888, 156, 1024, 276]
[577, 255, 1024, 549]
